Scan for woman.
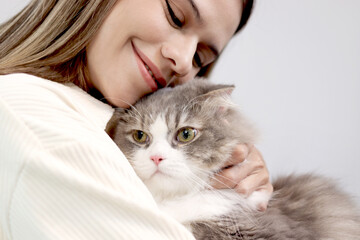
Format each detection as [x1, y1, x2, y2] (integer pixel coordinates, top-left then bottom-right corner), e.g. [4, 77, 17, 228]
[0, 0, 272, 239]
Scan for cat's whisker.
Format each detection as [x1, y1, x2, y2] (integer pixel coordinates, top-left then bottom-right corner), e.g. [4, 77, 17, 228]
[208, 175, 238, 190]
[97, 96, 132, 107]
[167, 173, 208, 192]
[162, 164, 210, 191]
[183, 170, 221, 193]
[166, 75, 177, 88]
[186, 175, 254, 228]
[183, 177, 205, 192]
[212, 171, 240, 187]
[188, 165, 238, 190]
[103, 96, 145, 120]
[186, 172, 258, 230]
[106, 78, 360, 239]
[128, 106, 143, 119]
[127, 105, 144, 121]
[177, 166, 220, 190]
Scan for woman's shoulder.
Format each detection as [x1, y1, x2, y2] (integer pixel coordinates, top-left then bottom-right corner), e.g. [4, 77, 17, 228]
[0, 73, 85, 100]
[0, 73, 63, 89]
[0, 73, 114, 130]
[0, 72, 44, 81]
[0, 73, 77, 101]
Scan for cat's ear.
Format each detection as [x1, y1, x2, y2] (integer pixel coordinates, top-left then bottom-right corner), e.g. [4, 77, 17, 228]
[105, 108, 125, 139]
[199, 85, 235, 99]
[192, 78, 235, 98]
[193, 82, 236, 116]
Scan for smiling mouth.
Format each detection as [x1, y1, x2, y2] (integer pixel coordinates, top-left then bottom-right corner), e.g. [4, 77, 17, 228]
[144, 64, 162, 89]
[131, 41, 166, 91]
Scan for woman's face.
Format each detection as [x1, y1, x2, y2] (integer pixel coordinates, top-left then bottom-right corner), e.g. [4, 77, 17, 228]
[86, 0, 242, 107]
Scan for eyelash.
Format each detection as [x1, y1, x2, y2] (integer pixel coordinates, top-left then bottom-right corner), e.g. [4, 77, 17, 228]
[193, 52, 203, 68]
[165, 0, 204, 68]
[165, 0, 183, 28]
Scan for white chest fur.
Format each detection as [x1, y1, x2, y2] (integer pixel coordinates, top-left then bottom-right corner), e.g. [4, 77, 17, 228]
[129, 115, 270, 225]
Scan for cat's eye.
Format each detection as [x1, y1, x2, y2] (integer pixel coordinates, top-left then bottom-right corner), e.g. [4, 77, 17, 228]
[165, 0, 183, 28]
[176, 127, 198, 143]
[132, 130, 149, 144]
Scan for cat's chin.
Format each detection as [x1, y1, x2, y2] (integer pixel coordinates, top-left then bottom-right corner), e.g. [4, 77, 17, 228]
[144, 173, 196, 201]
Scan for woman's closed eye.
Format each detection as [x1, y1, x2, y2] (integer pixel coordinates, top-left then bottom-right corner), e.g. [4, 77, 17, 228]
[194, 47, 217, 69]
[193, 52, 203, 68]
[165, 0, 184, 28]
[164, 0, 219, 69]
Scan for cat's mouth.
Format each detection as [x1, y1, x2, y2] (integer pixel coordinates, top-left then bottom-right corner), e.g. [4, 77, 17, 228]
[151, 169, 169, 178]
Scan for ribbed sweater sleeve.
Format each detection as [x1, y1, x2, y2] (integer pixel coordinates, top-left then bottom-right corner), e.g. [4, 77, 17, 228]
[0, 74, 195, 240]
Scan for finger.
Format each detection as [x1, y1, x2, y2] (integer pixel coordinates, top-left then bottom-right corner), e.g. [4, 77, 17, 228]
[224, 143, 251, 167]
[210, 164, 244, 189]
[212, 153, 263, 189]
[232, 155, 264, 181]
[254, 183, 273, 211]
[256, 180, 273, 194]
[234, 168, 270, 197]
[214, 144, 254, 188]
[247, 145, 264, 166]
[233, 146, 266, 181]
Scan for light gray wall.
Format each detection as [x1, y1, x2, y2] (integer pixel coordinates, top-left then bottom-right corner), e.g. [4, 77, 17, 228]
[211, 0, 360, 204]
[1, 1, 359, 204]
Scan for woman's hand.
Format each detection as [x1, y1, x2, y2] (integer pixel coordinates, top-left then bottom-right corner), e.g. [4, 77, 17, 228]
[211, 144, 273, 211]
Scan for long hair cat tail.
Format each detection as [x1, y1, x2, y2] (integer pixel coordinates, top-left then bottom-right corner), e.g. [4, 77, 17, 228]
[251, 174, 360, 240]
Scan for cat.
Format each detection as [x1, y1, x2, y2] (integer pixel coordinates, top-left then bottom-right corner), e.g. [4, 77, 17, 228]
[106, 78, 360, 239]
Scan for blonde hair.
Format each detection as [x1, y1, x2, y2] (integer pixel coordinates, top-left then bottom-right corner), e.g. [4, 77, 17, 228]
[0, 0, 117, 90]
[0, 0, 254, 89]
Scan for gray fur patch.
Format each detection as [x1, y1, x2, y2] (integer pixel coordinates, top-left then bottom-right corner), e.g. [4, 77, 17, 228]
[106, 78, 360, 239]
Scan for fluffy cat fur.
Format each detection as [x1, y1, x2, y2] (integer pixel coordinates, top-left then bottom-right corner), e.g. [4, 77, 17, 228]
[106, 79, 360, 239]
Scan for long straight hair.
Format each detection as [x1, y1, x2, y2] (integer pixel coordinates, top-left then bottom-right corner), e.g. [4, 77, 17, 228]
[0, 0, 117, 90]
[0, 0, 254, 90]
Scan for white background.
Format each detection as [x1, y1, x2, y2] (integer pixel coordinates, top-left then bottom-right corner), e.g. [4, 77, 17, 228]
[1, 0, 359, 205]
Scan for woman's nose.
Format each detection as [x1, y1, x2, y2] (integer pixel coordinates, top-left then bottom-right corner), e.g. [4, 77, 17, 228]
[161, 35, 197, 77]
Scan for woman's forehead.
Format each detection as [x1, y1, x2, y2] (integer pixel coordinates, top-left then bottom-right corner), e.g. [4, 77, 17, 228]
[190, 0, 242, 51]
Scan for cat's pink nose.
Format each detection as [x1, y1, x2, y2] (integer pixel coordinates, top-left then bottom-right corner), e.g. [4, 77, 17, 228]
[150, 155, 164, 166]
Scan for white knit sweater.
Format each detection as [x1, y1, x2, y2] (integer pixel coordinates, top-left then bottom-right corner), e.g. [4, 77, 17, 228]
[0, 74, 194, 240]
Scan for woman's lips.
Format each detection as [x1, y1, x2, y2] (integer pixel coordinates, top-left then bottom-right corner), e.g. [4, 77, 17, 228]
[131, 41, 166, 91]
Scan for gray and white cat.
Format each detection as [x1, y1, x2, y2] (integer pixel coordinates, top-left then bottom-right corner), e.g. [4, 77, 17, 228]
[106, 79, 360, 239]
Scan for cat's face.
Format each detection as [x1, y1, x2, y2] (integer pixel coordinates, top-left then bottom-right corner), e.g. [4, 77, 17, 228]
[106, 79, 256, 200]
